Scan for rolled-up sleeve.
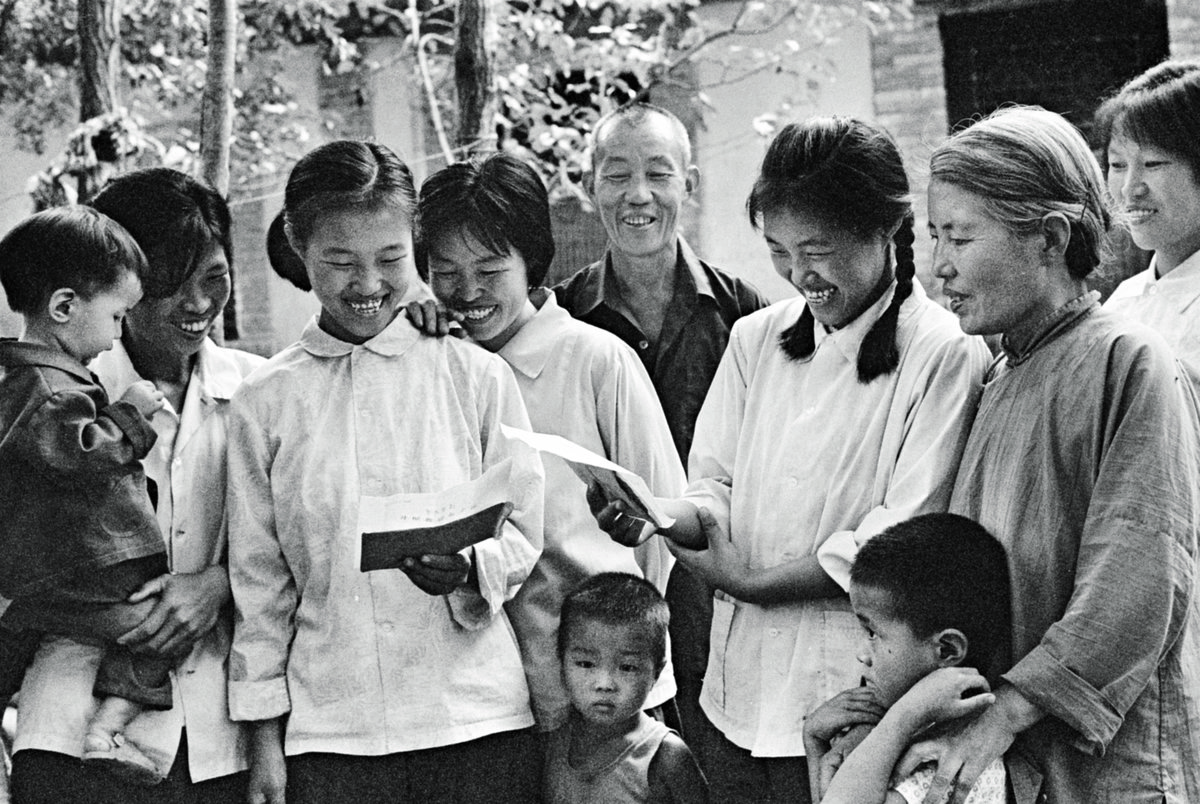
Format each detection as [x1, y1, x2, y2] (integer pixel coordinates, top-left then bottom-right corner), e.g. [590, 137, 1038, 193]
[1004, 351, 1200, 754]
[226, 394, 297, 722]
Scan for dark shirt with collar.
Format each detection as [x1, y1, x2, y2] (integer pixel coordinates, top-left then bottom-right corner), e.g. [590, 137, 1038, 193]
[0, 339, 162, 599]
[554, 240, 769, 464]
[554, 241, 768, 691]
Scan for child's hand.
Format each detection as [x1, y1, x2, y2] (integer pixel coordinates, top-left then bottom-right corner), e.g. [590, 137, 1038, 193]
[889, 666, 994, 735]
[405, 299, 463, 338]
[803, 686, 887, 748]
[120, 380, 165, 419]
[401, 550, 472, 596]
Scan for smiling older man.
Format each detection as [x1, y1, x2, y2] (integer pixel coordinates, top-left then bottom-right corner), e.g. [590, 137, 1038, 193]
[554, 102, 767, 774]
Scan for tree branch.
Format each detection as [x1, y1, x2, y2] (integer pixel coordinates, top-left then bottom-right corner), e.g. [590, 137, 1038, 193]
[409, 0, 455, 164]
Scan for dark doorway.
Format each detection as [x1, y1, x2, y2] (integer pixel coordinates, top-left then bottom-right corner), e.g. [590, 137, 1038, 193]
[940, 0, 1169, 144]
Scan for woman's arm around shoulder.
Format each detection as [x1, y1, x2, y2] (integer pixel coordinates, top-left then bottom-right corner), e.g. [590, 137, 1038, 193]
[647, 732, 710, 804]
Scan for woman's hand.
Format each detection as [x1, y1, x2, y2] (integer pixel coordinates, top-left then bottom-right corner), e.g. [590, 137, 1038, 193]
[247, 719, 287, 804]
[117, 565, 230, 658]
[405, 299, 463, 338]
[586, 481, 660, 547]
[897, 685, 1041, 804]
[401, 551, 473, 596]
[667, 507, 756, 597]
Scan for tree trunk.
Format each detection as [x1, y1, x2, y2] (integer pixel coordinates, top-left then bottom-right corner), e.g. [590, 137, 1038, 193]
[77, 0, 119, 201]
[199, 0, 239, 340]
[454, 0, 495, 152]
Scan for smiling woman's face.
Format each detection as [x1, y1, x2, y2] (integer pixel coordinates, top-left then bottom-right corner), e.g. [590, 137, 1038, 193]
[124, 239, 231, 359]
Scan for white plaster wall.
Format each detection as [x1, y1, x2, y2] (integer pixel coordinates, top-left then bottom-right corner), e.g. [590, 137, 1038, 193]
[693, 5, 874, 301]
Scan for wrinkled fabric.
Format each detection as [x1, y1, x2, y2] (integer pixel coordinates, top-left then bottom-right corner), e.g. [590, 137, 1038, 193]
[1105, 249, 1200, 393]
[498, 291, 684, 730]
[14, 338, 261, 781]
[951, 296, 1200, 803]
[0, 340, 161, 598]
[684, 280, 990, 756]
[226, 313, 544, 756]
[553, 239, 768, 464]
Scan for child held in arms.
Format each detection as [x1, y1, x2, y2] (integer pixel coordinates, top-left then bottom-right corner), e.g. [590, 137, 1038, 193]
[804, 513, 1011, 804]
[0, 207, 171, 784]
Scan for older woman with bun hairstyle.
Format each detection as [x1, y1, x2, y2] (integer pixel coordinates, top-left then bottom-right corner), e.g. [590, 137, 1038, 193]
[918, 106, 1200, 803]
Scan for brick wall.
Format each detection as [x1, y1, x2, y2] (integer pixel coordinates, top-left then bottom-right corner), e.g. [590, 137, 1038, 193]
[871, 12, 948, 297]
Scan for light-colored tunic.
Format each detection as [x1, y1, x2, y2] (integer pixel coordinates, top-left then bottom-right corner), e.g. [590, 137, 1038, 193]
[226, 314, 544, 756]
[951, 294, 1200, 803]
[499, 292, 684, 730]
[1105, 249, 1200, 390]
[15, 338, 262, 781]
[685, 280, 990, 756]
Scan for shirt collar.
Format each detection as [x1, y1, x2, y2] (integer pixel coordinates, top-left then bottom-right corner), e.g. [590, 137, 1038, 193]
[574, 237, 706, 315]
[92, 337, 243, 404]
[0, 340, 93, 384]
[1001, 291, 1099, 366]
[299, 311, 422, 358]
[810, 279, 905, 364]
[1147, 250, 1200, 314]
[499, 288, 565, 380]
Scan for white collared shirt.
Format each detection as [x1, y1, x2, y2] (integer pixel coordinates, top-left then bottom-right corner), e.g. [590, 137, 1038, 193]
[683, 281, 990, 756]
[499, 292, 685, 729]
[1105, 249, 1200, 389]
[14, 338, 264, 781]
[226, 313, 544, 755]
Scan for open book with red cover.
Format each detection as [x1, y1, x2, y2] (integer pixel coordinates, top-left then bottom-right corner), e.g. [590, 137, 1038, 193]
[356, 459, 516, 572]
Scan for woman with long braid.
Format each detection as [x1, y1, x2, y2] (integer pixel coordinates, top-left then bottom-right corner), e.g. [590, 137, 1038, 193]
[592, 117, 990, 803]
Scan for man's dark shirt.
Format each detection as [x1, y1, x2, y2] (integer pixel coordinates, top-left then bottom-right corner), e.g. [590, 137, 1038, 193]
[553, 239, 769, 465]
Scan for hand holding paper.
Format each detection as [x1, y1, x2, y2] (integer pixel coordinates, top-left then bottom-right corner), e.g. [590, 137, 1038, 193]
[500, 424, 675, 547]
[357, 460, 515, 573]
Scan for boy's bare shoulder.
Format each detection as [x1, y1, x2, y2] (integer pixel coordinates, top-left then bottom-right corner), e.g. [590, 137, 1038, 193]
[647, 732, 710, 804]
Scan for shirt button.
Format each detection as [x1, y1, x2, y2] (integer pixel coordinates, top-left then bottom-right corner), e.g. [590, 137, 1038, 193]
[638, 340, 649, 350]
[380, 623, 394, 632]
[787, 477, 799, 487]
[769, 628, 780, 637]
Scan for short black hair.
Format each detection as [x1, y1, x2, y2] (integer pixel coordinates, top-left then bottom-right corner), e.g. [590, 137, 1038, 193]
[850, 513, 1011, 681]
[90, 167, 232, 300]
[558, 572, 669, 673]
[1096, 59, 1200, 182]
[266, 210, 310, 292]
[418, 152, 555, 288]
[0, 206, 148, 315]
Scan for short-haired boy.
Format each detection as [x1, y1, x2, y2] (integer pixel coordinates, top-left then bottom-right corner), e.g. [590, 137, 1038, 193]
[546, 572, 709, 804]
[803, 513, 1011, 804]
[0, 206, 173, 784]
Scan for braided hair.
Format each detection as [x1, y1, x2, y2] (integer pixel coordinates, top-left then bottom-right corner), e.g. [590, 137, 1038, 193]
[747, 118, 914, 383]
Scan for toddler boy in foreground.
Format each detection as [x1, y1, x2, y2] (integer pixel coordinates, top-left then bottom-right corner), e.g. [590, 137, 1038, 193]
[804, 513, 1011, 804]
[0, 207, 171, 784]
[545, 572, 709, 803]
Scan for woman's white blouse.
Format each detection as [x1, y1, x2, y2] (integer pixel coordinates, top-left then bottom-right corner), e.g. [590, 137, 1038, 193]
[226, 314, 544, 756]
[683, 281, 990, 756]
